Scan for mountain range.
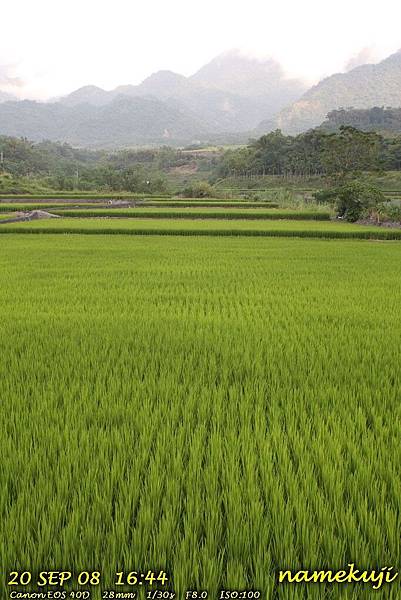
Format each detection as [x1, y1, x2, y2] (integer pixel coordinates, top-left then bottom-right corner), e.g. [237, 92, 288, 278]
[0, 52, 306, 147]
[58, 52, 307, 132]
[0, 49, 401, 147]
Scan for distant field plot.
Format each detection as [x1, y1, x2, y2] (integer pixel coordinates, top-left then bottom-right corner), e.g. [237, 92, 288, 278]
[0, 202, 108, 212]
[48, 208, 331, 220]
[0, 193, 170, 200]
[107, 201, 281, 208]
[1, 234, 401, 599]
[0, 200, 280, 210]
[1, 216, 401, 239]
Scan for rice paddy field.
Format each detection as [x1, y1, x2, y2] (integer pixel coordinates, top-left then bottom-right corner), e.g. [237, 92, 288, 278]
[1, 216, 401, 239]
[1, 202, 401, 599]
[47, 208, 329, 220]
[0, 206, 328, 219]
[0, 202, 280, 211]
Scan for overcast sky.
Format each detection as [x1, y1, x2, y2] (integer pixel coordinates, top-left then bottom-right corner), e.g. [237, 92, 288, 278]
[1, 0, 400, 99]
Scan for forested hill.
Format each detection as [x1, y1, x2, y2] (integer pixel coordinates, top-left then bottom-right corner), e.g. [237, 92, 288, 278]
[320, 107, 401, 134]
[0, 96, 214, 148]
[262, 51, 401, 135]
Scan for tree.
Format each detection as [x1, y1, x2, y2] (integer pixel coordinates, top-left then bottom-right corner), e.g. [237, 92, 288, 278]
[321, 126, 381, 177]
[251, 130, 291, 175]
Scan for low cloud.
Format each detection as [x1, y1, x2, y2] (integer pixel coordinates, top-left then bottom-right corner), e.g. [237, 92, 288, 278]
[344, 47, 378, 72]
[0, 63, 23, 88]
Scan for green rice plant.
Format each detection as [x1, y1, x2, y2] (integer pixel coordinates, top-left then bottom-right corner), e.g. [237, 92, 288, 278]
[48, 209, 331, 220]
[140, 201, 280, 208]
[1, 217, 400, 240]
[1, 235, 401, 599]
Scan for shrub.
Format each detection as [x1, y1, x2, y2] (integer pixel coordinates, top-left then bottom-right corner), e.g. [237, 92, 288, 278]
[377, 202, 401, 223]
[315, 182, 385, 222]
[181, 181, 218, 198]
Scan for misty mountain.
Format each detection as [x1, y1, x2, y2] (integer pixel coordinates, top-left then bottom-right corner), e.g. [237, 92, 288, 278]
[60, 85, 112, 107]
[188, 51, 307, 130]
[118, 71, 194, 100]
[191, 51, 306, 102]
[54, 50, 308, 137]
[3, 49, 401, 148]
[264, 51, 401, 134]
[0, 90, 17, 103]
[0, 96, 212, 148]
[59, 72, 194, 106]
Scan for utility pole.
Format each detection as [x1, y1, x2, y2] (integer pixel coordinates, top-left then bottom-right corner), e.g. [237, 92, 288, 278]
[0, 151, 4, 171]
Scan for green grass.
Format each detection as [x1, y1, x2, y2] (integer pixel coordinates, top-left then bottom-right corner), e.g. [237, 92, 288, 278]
[49, 208, 331, 220]
[1, 217, 400, 239]
[1, 234, 401, 599]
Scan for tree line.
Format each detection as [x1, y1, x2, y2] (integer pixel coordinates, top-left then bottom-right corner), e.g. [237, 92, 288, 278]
[3, 123, 401, 194]
[217, 126, 401, 178]
[0, 138, 217, 193]
[321, 107, 401, 135]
